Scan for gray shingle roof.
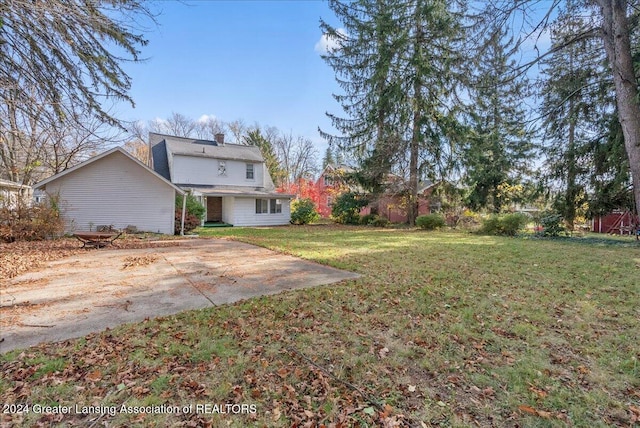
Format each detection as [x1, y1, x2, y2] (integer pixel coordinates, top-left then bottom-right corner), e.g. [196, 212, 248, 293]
[158, 133, 263, 162]
[149, 133, 265, 182]
[149, 134, 170, 180]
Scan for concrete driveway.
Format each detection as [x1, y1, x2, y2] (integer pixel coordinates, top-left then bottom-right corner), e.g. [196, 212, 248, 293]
[0, 239, 359, 353]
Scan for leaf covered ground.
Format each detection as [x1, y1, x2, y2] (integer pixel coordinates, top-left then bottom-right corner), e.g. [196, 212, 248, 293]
[0, 235, 177, 279]
[1, 226, 639, 427]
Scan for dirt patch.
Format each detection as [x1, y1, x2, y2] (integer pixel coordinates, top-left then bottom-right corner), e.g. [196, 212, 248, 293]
[0, 238, 359, 353]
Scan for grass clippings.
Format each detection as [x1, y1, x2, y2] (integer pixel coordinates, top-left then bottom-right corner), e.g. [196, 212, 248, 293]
[1, 225, 639, 427]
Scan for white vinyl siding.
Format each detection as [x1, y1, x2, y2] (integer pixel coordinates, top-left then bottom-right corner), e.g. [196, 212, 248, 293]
[42, 151, 176, 234]
[221, 196, 235, 225]
[172, 155, 264, 187]
[228, 197, 291, 226]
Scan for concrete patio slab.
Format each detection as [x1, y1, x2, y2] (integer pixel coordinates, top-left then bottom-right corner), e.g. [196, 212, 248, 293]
[0, 239, 359, 353]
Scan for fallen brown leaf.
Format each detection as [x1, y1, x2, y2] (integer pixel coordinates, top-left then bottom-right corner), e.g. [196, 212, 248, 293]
[528, 385, 548, 398]
[518, 404, 553, 419]
[630, 405, 640, 423]
[85, 370, 102, 382]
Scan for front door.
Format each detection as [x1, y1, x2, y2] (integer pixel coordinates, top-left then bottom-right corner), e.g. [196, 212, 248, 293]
[206, 197, 222, 222]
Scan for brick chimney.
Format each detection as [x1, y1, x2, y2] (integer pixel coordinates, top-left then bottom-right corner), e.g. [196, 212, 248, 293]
[214, 133, 225, 146]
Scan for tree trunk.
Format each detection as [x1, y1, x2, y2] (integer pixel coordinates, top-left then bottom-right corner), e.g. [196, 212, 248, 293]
[597, 0, 640, 218]
[408, 5, 423, 226]
[409, 109, 420, 226]
[566, 106, 577, 230]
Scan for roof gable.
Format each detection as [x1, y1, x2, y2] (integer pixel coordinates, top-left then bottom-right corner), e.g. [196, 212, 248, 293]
[0, 178, 31, 190]
[34, 147, 184, 194]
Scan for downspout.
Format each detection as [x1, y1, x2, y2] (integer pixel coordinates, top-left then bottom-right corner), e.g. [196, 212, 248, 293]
[180, 189, 189, 236]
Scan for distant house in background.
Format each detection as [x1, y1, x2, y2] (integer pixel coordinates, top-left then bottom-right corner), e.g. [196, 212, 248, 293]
[33, 147, 183, 234]
[149, 133, 293, 226]
[360, 180, 438, 223]
[315, 163, 437, 223]
[0, 179, 32, 209]
[315, 164, 355, 217]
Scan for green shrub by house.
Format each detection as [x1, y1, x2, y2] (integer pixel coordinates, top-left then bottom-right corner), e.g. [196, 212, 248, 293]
[371, 216, 389, 227]
[416, 213, 446, 230]
[359, 214, 377, 225]
[290, 198, 319, 225]
[481, 213, 529, 236]
[331, 192, 368, 225]
[360, 214, 389, 227]
[539, 212, 566, 237]
[176, 194, 205, 220]
[175, 194, 205, 234]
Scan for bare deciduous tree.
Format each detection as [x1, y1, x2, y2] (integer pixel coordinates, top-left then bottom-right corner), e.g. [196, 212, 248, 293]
[149, 112, 198, 138]
[1, 97, 117, 184]
[274, 132, 319, 187]
[43, 114, 118, 175]
[122, 139, 150, 165]
[195, 117, 227, 140]
[227, 119, 248, 144]
[0, 0, 155, 184]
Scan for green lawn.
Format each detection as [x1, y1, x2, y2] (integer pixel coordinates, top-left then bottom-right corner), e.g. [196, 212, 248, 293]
[1, 226, 639, 427]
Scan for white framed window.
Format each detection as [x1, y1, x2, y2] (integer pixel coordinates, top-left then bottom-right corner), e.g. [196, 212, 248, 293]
[246, 163, 255, 180]
[256, 198, 282, 214]
[218, 161, 226, 176]
[323, 175, 333, 186]
[270, 199, 282, 214]
[255, 198, 268, 214]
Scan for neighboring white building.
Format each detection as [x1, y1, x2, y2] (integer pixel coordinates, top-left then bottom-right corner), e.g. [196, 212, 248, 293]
[149, 133, 293, 226]
[0, 179, 32, 209]
[33, 147, 183, 234]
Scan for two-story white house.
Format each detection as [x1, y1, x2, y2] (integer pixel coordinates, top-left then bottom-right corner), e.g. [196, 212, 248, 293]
[149, 132, 292, 226]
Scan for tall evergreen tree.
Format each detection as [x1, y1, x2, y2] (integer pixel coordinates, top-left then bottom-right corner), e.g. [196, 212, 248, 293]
[320, 0, 403, 186]
[322, 147, 335, 169]
[539, 3, 613, 229]
[483, 0, 640, 220]
[463, 28, 533, 213]
[321, 0, 466, 224]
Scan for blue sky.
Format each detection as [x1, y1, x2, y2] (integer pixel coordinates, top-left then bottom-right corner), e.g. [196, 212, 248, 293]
[114, 1, 553, 152]
[115, 0, 341, 150]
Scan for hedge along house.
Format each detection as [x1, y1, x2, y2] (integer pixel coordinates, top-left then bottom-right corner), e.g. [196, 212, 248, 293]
[33, 147, 184, 235]
[149, 133, 293, 226]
